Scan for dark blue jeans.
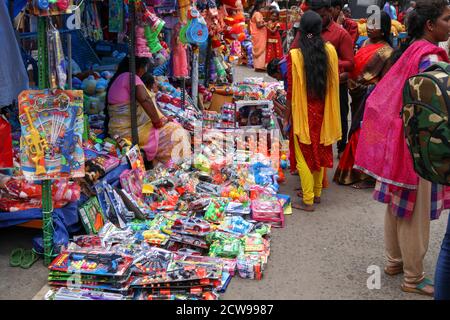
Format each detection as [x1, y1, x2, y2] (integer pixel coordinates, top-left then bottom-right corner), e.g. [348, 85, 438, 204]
[435, 214, 450, 300]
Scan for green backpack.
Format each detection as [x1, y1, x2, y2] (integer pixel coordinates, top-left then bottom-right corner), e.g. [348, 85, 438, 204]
[402, 62, 450, 186]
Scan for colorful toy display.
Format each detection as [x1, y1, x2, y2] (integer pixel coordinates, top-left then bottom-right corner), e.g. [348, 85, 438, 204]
[18, 90, 85, 180]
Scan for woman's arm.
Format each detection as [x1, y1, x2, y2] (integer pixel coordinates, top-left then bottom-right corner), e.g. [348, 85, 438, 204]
[136, 85, 168, 128]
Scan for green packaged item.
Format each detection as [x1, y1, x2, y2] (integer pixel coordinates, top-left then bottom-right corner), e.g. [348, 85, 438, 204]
[78, 197, 106, 234]
[209, 238, 242, 259]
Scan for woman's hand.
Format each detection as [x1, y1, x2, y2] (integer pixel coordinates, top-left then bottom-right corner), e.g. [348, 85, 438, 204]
[153, 116, 169, 129]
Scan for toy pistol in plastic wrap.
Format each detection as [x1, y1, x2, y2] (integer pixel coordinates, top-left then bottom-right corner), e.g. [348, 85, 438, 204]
[23, 106, 48, 175]
[60, 105, 80, 174]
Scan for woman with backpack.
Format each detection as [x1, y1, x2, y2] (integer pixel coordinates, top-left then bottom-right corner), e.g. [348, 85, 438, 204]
[354, 0, 450, 296]
[284, 10, 341, 212]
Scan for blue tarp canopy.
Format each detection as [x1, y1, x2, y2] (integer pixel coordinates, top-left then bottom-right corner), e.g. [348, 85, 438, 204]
[5, 0, 27, 18]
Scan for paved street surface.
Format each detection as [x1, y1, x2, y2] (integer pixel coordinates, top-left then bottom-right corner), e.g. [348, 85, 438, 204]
[0, 66, 447, 300]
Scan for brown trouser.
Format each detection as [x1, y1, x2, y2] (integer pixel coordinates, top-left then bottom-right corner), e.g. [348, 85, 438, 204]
[384, 178, 431, 284]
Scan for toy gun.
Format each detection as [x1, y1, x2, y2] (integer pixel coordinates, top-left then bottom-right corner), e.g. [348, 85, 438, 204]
[60, 105, 80, 174]
[23, 107, 48, 175]
[70, 252, 123, 273]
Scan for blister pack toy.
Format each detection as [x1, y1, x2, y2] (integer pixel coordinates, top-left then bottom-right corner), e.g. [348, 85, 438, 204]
[133, 247, 174, 275]
[225, 201, 251, 216]
[204, 198, 228, 223]
[209, 238, 242, 259]
[18, 90, 85, 180]
[78, 197, 106, 235]
[170, 232, 209, 250]
[237, 254, 263, 280]
[219, 216, 254, 235]
[251, 198, 285, 228]
[49, 287, 126, 300]
[49, 251, 133, 277]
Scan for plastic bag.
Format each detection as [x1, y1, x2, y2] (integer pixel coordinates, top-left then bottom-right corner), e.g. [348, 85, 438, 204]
[0, 116, 13, 168]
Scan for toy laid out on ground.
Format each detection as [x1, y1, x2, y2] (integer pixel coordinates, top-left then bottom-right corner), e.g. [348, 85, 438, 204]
[18, 90, 85, 180]
[43, 150, 290, 299]
[6, 75, 292, 300]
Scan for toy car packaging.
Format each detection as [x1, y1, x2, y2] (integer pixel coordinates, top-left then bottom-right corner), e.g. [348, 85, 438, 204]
[170, 232, 209, 250]
[18, 90, 85, 180]
[171, 217, 211, 236]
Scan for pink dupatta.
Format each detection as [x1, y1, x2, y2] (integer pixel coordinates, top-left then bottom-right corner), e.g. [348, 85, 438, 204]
[354, 40, 449, 189]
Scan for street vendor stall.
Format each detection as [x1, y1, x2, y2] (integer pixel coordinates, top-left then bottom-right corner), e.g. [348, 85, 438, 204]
[0, 0, 292, 300]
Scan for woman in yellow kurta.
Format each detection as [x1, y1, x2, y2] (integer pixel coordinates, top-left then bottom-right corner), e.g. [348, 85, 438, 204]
[250, 0, 268, 71]
[285, 11, 341, 211]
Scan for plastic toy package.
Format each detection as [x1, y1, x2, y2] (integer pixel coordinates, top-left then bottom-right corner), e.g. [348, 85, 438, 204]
[130, 260, 222, 287]
[78, 197, 106, 235]
[18, 90, 85, 180]
[203, 198, 228, 223]
[47, 287, 127, 300]
[219, 216, 254, 235]
[132, 247, 175, 275]
[48, 251, 134, 277]
[251, 198, 285, 228]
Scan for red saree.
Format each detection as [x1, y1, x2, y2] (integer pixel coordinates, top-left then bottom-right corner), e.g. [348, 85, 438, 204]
[266, 22, 283, 64]
[334, 43, 390, 185]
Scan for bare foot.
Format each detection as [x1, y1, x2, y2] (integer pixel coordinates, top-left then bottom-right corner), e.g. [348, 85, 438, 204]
[352, 180, 375, 189]
[296, 191, 321, 204]
[292, 202, 315, 212]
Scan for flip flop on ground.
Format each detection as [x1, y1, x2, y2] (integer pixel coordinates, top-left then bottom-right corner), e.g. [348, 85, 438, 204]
[20, 249, 39, 269]
[10, 248, 24, 267]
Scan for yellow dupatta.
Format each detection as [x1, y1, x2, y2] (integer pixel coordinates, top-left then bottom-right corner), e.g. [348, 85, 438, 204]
[290, 42, 341, 146]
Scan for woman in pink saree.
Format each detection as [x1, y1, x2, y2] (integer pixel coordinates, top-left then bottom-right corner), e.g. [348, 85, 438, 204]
[355, 0, 450, 297]
[250, 0, 268, 71]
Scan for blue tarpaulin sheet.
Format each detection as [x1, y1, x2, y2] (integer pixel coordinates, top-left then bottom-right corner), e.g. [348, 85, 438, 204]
[5, 0, 27, 18]
[0, 163, 130, 253]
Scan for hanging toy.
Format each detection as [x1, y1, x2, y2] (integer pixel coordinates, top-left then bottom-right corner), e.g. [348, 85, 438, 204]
[185, 7, 209, 45]
[56, 0, 70, 11]
[142, 9, 165, 53]
[223, 11, 246, 44]
[37, 0, 50, 10]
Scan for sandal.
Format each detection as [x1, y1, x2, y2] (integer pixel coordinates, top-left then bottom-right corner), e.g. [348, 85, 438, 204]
[384, 265, 403, 276]
[401, 278, 434, 297]
[352, 181, 376, 190]
[20, 249, 39, 269]
[10, 248, 24, 267]
[292, 202, 315, 212]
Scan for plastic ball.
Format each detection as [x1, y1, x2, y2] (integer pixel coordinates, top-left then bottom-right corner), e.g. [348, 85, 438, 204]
[281, 154, 287, 161]
[280, 160, 288, 170]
